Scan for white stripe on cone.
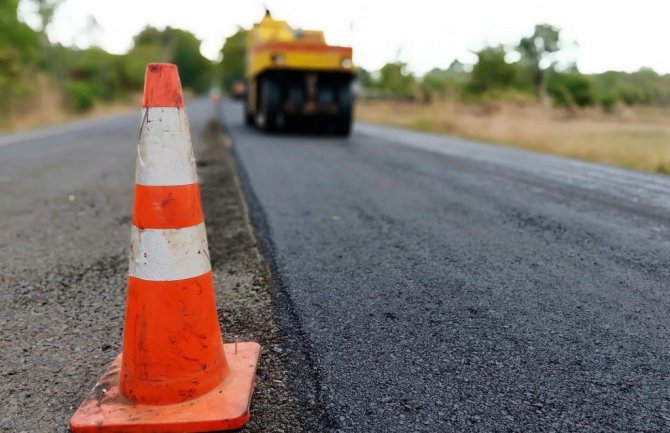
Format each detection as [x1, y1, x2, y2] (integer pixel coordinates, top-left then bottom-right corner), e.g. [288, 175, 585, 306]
[129, 223, 211, 281]
[136, 107, 198, 186]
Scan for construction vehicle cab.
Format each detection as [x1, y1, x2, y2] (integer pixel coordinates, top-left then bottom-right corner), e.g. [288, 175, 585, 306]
[245, 11, 355, 135]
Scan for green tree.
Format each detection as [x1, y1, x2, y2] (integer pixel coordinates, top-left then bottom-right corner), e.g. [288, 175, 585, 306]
[517, 24, 561, 104]
[132, 26, 213, 93]
[0, 0, 39, 113]
[377, 61, 415, 99]
[31, 0, 63, 33]
[547, 71, 596, 109]
[590, 68, 670, 107]
[356, 67, 373, 88]
[421, 68, 449, 97]
[0, 0, 38, 62]
[468, 45, 519, 94]
[172, 29, 212, 93]
[219, 28, 247, 92]
[21, 0, 65, 79]
[68, 48, 125, 98]
[420, 60, 469, 100]
[122, 44, 164, 90]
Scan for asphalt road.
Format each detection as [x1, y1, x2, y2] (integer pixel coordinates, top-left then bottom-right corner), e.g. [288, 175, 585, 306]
[223, 100, 670, 432]
[2, 99, 669, 433]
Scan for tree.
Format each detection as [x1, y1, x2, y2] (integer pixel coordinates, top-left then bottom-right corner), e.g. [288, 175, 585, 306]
[517, 24, 561, 105]
[219, 28, 247, 92]
[23, 0, 65, 79]
[0, 0, 39, 113]
[171, 29, 212, 93]
[468, 45, 519, 94]
[31, 0, 63, 33]
[419, 60, 469, 100]
[0, 0, 38, 62]
[547, 72, 596, 109]
[590, 68, 670, 107]
[377, 62, 415, 99]
[356, 67, 373, 88]
[132, 26, 213, 93]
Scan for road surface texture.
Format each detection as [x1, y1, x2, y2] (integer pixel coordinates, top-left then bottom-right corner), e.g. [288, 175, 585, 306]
[223, 100, 670, 433]
[0, 99, 301, 432]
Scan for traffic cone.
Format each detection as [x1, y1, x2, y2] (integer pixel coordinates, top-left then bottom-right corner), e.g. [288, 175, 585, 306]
[69, 64, 261, 433]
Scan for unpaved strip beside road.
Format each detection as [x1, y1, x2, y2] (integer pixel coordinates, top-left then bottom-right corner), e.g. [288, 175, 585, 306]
[0, 100, 301, 432]
[199, 120, 301, 432]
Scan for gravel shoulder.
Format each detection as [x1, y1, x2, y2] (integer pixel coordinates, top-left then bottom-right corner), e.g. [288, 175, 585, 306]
[199, 119, 302, 432]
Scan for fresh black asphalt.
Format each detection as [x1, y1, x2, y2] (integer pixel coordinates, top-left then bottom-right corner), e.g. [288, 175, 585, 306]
[223, 101, 670, 433]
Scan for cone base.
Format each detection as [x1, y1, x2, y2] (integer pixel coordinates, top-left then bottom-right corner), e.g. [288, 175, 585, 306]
[69, 342, 261, 433]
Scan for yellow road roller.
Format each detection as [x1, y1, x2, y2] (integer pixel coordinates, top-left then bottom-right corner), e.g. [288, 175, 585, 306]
[245, 11, 355, 135]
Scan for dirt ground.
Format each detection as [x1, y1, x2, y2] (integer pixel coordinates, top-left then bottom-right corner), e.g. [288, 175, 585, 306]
[0, 117, 302, 432]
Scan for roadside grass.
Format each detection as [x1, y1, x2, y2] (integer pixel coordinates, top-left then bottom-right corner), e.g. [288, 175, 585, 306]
[3, 98, 140, 133]
[356, 100, 670, 175]
[1, 75, 140, 133]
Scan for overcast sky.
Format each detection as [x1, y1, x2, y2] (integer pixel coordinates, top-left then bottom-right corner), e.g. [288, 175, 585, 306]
[20, 0, 670, 75]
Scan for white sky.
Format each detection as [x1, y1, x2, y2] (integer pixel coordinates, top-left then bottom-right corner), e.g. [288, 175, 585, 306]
[20, 0, 670, 75]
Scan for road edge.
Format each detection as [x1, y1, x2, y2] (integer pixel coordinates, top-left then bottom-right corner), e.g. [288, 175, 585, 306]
[223, 120, 341, 432]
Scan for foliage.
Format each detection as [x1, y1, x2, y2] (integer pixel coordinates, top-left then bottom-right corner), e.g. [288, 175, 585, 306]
[0, 2, 213, 118]
[3, 0, 670, 122]
[419, 61, 469, 99]
[591, 69, 670, 106]
[123, 44, 164, 89]
[219, 28, 247, 92]
[0, 0, 40, 113]
[67, 48, 126, 100]
[31, 0, 64, 33]
[599, 91, 618, 112]
[467, 45, 520, 95]
[65, 80, 97, 112]
[375, 62, 415, 99]
[547, 72, 597, 108]
[517, 24, 561, 100]
[133, 26, 213, 93]
[356, 67, 373, 88]
[394, 23, 670, 111]
[0, 0, 38, 60]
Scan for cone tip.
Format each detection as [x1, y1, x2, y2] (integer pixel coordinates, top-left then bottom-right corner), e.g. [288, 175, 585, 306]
[142, 63, 184, 108]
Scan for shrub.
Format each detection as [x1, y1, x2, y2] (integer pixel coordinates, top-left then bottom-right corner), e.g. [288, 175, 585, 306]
[599, 92, 618, 112]
[547, 72, 596, 108]
[66, 81, 97, 112]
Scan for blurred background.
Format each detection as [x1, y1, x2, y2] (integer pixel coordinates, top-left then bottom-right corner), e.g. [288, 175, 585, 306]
[2, 0, 670, 172]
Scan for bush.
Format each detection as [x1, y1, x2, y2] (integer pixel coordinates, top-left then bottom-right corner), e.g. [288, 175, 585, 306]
[419, 66, 468, 101]
[375, 62, 415, 100]
[66, 81, 97, 112]
[547, 72, 596, 108]
[468, 45, 520, 95]
[599, 92, 618, 112]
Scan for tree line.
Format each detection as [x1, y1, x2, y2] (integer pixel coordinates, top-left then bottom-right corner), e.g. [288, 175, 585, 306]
[214, 23, 670, 112]
[358, 25, 670, 111]
[3, 0, 670, 122]
[1, 0, 215, 118]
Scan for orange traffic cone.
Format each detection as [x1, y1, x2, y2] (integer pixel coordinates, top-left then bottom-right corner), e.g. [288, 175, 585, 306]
[69, 63, 261, 433]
